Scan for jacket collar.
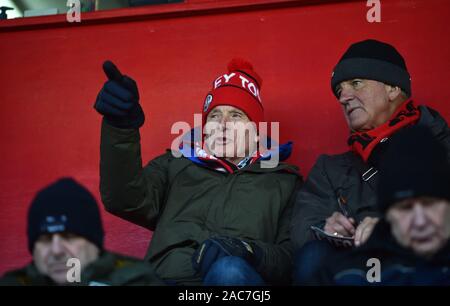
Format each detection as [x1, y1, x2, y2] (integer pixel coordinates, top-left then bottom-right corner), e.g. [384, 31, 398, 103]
[177, 127, 297, 174]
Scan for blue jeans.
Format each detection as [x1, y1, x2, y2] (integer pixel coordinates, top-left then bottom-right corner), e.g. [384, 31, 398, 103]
[293, 240, 343, 285]
[203, 256, 265, 286]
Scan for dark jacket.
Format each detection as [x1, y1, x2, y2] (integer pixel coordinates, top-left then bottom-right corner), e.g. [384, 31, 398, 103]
[0, 251, 163, 286]
[99, 121, 302, 285]
[291, 105, 450, 250]
[316, 219, 450, 285]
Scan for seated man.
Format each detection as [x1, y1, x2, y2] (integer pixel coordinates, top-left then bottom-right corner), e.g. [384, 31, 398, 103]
[290, 39, 450, 284]
[316, 126, 450, 285]
[94, 58, 302, 285]
[0, 178, 163, 286]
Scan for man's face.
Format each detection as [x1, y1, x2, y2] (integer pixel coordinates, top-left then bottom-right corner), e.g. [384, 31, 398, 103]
[335, 79, 395, 131]
[386, 197, 450, 257]
[33, 232, 99, 285]
[204, 105, 258, 162]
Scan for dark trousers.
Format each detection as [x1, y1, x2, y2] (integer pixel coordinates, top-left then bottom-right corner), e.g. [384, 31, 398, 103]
[203, 256, 265, 286]
[293, 240, 346, 285]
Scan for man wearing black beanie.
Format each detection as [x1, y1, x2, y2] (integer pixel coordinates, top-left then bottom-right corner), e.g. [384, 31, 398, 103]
[291, 39, 450, 285]
[315, 126, 450, 285]
[0, 178, 163, 286]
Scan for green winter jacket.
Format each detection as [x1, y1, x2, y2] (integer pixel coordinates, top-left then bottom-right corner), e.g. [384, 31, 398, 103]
[99, 121, 302, 285]
[0, 251, 163, 286]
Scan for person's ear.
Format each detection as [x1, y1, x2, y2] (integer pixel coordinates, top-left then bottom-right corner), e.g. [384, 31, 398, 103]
[386, 85, 402, 101]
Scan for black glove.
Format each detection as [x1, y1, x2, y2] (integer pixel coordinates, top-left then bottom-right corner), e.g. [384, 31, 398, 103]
[94, 60, 145, 129]
[192, 236, 262, 277]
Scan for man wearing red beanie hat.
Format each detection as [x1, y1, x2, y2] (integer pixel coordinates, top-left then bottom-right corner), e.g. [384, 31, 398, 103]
[200, 58, 265, 165]
[94, 58, 302, 285]
[202, 58, 264, 127]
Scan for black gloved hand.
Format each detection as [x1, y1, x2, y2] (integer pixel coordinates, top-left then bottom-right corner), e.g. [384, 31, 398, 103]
[94, 60, 145, 129]
[192, 236, 262, 277]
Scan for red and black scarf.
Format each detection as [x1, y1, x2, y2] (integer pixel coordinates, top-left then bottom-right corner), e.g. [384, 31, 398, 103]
[348, 99, 420, 162]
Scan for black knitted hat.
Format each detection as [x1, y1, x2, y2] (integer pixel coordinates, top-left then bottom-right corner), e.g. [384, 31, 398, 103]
[377, 126, 450, 213]
[331, 39, 411, 98]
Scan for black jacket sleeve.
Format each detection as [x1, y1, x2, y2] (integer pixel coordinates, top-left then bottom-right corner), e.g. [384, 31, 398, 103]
[290, 155, 339, 251]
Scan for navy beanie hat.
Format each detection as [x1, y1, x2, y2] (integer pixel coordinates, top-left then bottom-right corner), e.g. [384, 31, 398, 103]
[27, 178, 104, 253]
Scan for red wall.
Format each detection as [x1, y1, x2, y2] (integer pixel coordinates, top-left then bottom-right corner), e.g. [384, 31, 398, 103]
[1, 0, 449, 275]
